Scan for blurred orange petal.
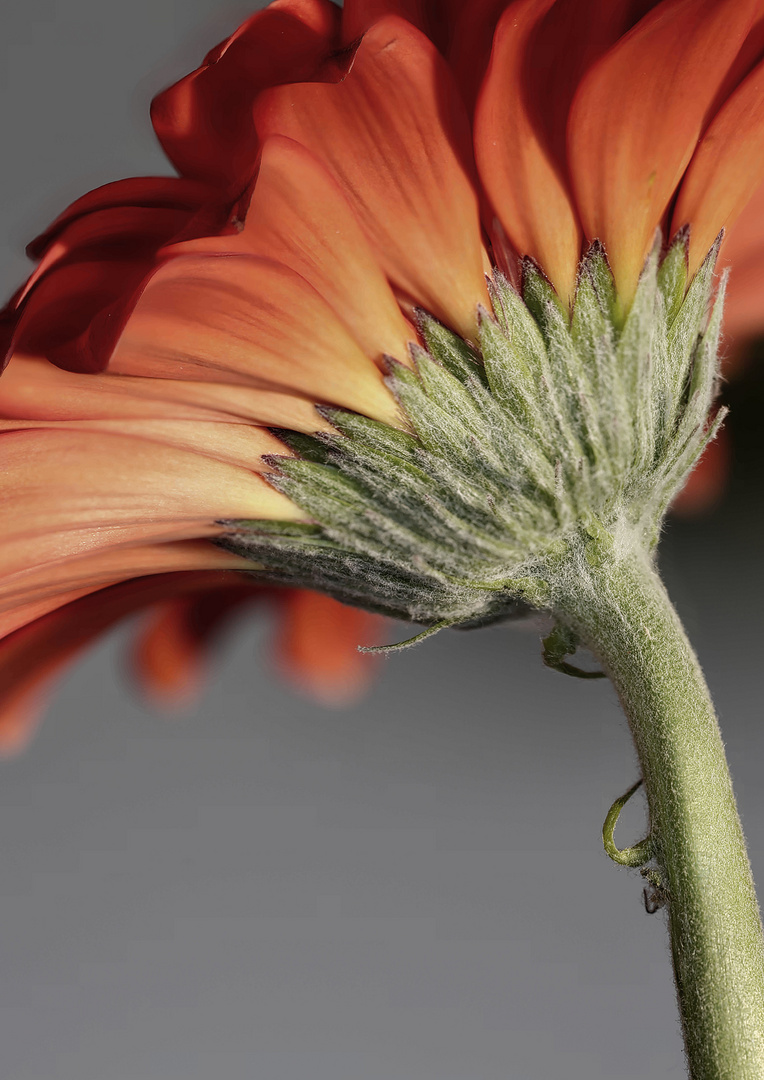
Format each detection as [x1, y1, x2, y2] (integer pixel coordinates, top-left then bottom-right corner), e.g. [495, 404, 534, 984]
[0, 571, 249, 755]
[275, 589, 387, 705]
[671, 426, 732, 516]
[131, 582, 264, 709]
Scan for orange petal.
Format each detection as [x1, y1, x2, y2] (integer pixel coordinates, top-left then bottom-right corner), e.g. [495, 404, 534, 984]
[0, 416, 288, 474]
[673, 57, 764, 277]
[0, 540, 252, 641]
[109, 253, 400, 425]
[568, 0, 760, 304]
[176, 136, 415, 366]
[474, 0, 583, 304]
[0, 425, 290, 536]
[0, 426, 297, 618]
[274, 590, 388, 705]
[254, 16, 491, 340]
[0, 354, 332, 434]
[0, 570, 249, 754]
[0, 537, 252, 633]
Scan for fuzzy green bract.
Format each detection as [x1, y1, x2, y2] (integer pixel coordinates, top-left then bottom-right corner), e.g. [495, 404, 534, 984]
[219, 235, 725, 628]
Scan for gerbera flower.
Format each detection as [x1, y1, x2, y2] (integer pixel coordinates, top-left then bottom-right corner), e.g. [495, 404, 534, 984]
[2, 0, 764, 754]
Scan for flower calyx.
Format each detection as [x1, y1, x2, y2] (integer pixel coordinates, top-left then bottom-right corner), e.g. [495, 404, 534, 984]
[220, 234, 726, 630]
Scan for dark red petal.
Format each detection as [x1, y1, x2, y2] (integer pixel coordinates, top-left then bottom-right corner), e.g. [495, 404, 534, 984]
[447, 0, 514, 113]
[26, 176, 211, 260]
[341, 0, 467, 53]
[3, 180, 224, 374]
[524, 1, 638, 180]
[9, 259, 159, 373]
[151, 0, 341, 193]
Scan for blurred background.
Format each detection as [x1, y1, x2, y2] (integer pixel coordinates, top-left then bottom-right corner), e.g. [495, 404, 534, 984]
[1, 2, 763, 1078]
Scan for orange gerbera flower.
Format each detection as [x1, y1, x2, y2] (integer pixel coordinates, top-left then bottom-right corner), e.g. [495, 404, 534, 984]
[2, 0, 764, 750]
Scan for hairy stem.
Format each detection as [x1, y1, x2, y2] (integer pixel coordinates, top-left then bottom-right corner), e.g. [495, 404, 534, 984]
[554, 540, 764, 1079]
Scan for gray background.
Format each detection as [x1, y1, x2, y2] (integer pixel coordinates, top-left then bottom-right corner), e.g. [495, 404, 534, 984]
[1, 2, 763, 1077]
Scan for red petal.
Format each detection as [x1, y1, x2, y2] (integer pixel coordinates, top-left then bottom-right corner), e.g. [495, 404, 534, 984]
[151, 0, 340, 193]
[475, 0, 583, 304]
[720, 257, 764, 346]
[673, 57, 764, 277]
[568, 0, 760, 304]
[722, 175, 764, 268]
[254, 16, 490, 340]
[342, 0, 430, 38]
[524, 1, 640, 184]
[719, 174, 764, 348]
[707, 10, 764, 119]
[275, 590, 388, 705]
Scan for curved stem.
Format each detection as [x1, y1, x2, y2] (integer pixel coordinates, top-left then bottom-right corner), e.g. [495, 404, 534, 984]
[554, 542, 764, 1079]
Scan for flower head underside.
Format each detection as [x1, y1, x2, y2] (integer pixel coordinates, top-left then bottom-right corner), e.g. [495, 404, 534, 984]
[1, 0, 764, 743]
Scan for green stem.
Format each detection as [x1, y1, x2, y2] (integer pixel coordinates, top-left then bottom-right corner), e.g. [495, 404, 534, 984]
[553, 540, 764, 1079]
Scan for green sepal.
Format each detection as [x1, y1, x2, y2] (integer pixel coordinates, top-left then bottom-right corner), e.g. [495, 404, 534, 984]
[665, 234, 721, 407]
[416, 310, 487, 386]
[658, 227, 689, 330]
[269, 429, 335, 465]
[521, 257, 567, 331]
[578, 240, 618, 324]
[316, 405, 420, 460]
